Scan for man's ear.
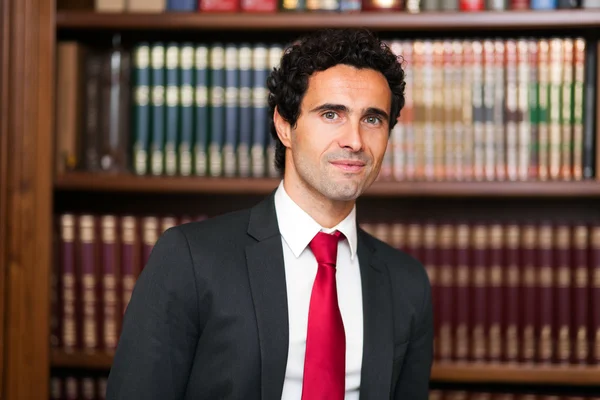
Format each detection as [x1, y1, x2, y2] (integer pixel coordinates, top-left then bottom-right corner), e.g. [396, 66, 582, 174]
[274, 106, 292, 148]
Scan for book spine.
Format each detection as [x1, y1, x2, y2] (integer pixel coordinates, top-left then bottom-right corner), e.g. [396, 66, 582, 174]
[460, 0, 485, 9]
[582, 38, 597, 179]
[165, 43, 180, 176]
[128, 0, 166, 11]
[591, 225, 600, 364]
[133, 43, 151, 176]
[413, 41, 425, 180]
[83, 51, 103, 172]
[361, 0, 403, 10]
[561, 39, 574, 181]
[483, 40, 496, 181]
[96, 0, 126, 11]
[340, 0, 361, 10]
[486, 0, 508, 9]
[194, 45, 209, 176]
[493, 40, 506, 181]
[100, 215, 120, 352]
[224, 44, 239, 178]
[438, 224, 454, 361]
[251, 44, 269, 178]
[455, 224, 470, 361]
[521, 224, 537, 363]
[549, 38, 563, 180]
[60, 214, 78, 352]
[238, 44, 253, 178]
[505, 40, 519, 181]
[306, 0, 340, 10]
[531, 0, 558, 7]
[538, 40, 550, 181]
[81, 377, 95, 400]
[151, 43, 166, 176]
[422, 0, 440, 11]
[572, 38, 585, 180]
[504, 224, 521, 363]
[558, 0, 580, 6]
[241, 0, 278, 11]
[488, 224, 504, 362]
[209, 44, 225, 177]
[472, 41, 485, 181]
[79, 215, 99, 352]
[555, 224, 572, 364]
[510, 0, 529, 8]
[452, 41, 464, 181]
[537, 223, 554, 364]
[142, 217, 159, 270]
[200, 0, 240, 11]
[121, 216, 139, 314]
[280, 0, 306, 10]
[432, 41, 445, 181]
[517, 39, 531, 181]
[573, 225, 590, 364]
[471, 224, 488, 362]
[462, 41, 475, 180]
[179, 43, 194, 177]
[167, 0, 197, 10]
[442, 41, 455, 180]
[528, 40, 540, 180]
[422, 41, 435, 181]
[441, 0, 459, 9]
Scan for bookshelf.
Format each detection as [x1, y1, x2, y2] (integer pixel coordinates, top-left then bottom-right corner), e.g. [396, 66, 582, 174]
[55, 9, 600, 31]
[55, 172, 600, 197]
[2, 0, 600, 399]
[49, 349, 600, 386]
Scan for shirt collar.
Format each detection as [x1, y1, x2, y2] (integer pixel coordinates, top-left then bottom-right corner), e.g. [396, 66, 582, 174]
[274, 180, 358, 260]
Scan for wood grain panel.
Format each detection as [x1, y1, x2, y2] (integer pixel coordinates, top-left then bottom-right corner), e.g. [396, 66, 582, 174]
[2, 0, 54, 398]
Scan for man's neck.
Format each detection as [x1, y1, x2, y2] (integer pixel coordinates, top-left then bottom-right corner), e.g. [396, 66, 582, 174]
[282, 178, 355, 229]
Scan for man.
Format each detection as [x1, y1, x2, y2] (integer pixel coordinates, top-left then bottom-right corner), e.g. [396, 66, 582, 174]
[106, 28, 433, 400]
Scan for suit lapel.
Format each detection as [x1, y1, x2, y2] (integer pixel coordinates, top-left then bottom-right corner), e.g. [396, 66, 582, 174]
[245, 192, 289, 400]
[358, 230, 394, 400]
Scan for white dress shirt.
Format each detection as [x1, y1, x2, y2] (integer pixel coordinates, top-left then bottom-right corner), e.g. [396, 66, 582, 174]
[274, 181, 364, 400]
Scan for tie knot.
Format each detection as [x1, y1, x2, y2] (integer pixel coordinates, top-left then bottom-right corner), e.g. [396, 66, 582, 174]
[309, 230, 343, 267]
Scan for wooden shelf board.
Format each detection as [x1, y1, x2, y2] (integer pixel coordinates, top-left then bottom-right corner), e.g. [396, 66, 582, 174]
[50, 350, 600, 385]
[55, 10, 600, 31]
[432, 362, 600, 386]
[53, 172, 600, 197]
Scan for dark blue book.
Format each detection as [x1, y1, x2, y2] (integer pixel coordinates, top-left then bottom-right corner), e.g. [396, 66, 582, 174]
[167, 0, 197, 11]
[251, 43, 268, 178]
[150, 42, 165, 176]
[209, 43, 225, 177]
[238, 43, 253, 178]
[132, 43, 151, 175]
[224, 43, 239, 177]
[194, 44, 209, 176]
[179, 43, 195, 177]
[165, 42, 180, 176]
[530, 0, 557, 8]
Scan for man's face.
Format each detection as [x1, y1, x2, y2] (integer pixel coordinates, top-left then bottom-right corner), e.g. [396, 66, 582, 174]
[282, 64, 392, 202]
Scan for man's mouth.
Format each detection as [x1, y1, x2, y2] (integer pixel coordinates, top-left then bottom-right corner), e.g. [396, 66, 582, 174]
[329, 160, 366, 173]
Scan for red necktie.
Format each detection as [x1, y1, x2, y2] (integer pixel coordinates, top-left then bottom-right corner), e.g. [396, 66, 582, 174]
[302, 230, 346, 400]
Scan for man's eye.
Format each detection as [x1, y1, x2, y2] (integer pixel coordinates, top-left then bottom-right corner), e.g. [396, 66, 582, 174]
[323, 111, 338, 119]
[365, 116, 382, 125]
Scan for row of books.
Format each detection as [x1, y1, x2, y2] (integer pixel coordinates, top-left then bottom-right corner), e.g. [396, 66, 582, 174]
[47, 374, 600, 400]
[363, 220, 600, 365]
[430, 393, 600, 400]
[50, 376, 107, 400]
[60, 0, 600, 13]
[54, 36, 599, 181]
[52, 213, 600, 366]
[381, 37, 597, 182]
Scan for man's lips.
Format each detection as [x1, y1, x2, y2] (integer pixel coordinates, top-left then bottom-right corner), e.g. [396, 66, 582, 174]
[330, 160, 366, 172]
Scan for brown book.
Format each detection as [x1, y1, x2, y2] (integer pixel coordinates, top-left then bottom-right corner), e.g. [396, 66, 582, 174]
[65, 376, 79, 400]
[50, 376, 63, 400]
[462, 41, 475, 180]
[471, 224, 488, 362]
[516, 39, 531, 181]
[436, 224, 455, 361]
[413, 41, 426, 180]
[362, 0, 404, 9]
[60, 214, 78, 352]
[96, 0, 126, 12]
[442, 41, 456, 180]
[81, 377, 95, 400]
[82, 50, 103, 172]
[527, 40, 540, 180]
[572, 38, 586, 180]
[128, 0, 166, 12]
[55, 42, 85, 175]
[591, 224, 600, 364]
[537, 223, 554, 363]
[504, 224, 520, 363]
[121, 216, 140, 315]
[538, 40, 550, 181]
[423, 41, 435, 181]
[57, 0, 94, 9]
[432, 41, 445, 181]
[561, 39, 574, 181]
[493, 40, 506, 182]
[572, 224, 590, 364]
[554, 224, 572, 363]
[142, 216, 160, 270]
[510, 0, 528, 8]
[454, 223, 471, 361]
[521, 224, 538, 363]
[488, 224, 504, 362]
[472, 41, 485, 181]
[100, 215, 120, 352]
[78, 215, 100, 352]
[451, 41, 465, 181]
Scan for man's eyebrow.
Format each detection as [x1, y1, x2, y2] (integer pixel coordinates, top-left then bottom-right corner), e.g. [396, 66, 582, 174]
[309, 103, 349, 114]
[365, 107, 390, 122]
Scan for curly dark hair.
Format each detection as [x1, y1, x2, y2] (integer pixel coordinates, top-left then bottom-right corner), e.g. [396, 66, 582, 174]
[266, 28, 406, 174]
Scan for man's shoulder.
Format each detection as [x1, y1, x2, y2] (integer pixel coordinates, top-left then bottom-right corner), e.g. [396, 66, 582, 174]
[176, 207, 252, 242]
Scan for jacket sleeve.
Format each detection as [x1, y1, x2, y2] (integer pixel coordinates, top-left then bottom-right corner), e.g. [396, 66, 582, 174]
[393, 270, 434, 400]
[106, 226, 200, 400]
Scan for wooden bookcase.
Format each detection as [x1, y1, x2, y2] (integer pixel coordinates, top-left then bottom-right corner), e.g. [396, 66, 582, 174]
[2, 2, 600, 399]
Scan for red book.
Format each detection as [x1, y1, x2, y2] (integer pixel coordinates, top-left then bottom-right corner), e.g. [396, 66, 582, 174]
[471, 224, 488, 362]
[572, 224, 590, 364]
[454, 223, 471, 361]
[100, 215, 120, 352]
[241, 0, 277, 11]
[437, 224, 454, 361]
[520, 224, 538, 363]
[590, 225, 600, 365]
[78, 214, 100, 352]
[510, 0, 529, 9]
[504, 224, 521, 363]
[60, 214, 79, 352]
[554, 224, 572, 364]
[121, 216, 140, 315]
[460, 0, 484, 10]
[537, 223, 554, 364]
[199, 0, 240, 12]
[488, 224, 504, 362]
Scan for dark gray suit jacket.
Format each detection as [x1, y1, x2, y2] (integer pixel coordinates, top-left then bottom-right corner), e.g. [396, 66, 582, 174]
[106, 191, 434, 400]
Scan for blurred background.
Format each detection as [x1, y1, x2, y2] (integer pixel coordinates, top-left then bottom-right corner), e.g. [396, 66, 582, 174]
[1, 0, 600, 399]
